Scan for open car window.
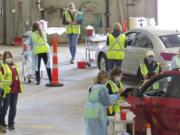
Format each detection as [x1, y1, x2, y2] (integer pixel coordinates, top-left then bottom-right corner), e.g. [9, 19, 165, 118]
[143, 76, 173, 97]
[126, 32, 137, 46]
[133, 33, 153, 48]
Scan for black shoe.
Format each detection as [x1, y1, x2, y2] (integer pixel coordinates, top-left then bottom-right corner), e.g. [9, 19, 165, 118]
[70, 59, 74, 64]
[37, 82, 40, 85]
[8, 125, 15, 130]
[0, 123, 7, 128]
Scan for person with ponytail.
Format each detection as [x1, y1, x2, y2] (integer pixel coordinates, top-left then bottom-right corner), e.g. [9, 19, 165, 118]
[27, 23, 52, 85]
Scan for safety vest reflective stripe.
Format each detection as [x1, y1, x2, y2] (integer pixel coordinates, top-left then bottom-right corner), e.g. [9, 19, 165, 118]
[2, 63, 23, 94]
[31, 32, 49, 54]
[140, 63, 160, 78]
[175, 56, 180, 68]
[107, 34, 126, 60]
[64, 10, 81, 34]
[140, 63, 160, 90]
[108, 80, 124, 115]
[0, 72, 4, 90]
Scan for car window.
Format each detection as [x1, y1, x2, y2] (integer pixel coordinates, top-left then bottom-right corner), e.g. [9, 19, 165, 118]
[125, 32, 137, 46]
[134, 33, 153, 48]
[143, 76, 173, 97]
[166, 75, 180, 98]
[160, 34, 180, 48]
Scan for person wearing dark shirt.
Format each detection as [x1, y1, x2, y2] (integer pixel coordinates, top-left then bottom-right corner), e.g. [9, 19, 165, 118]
[106, 23, 126, 73]
[106, 68, 124, 115]
[137, 51, 161, 84]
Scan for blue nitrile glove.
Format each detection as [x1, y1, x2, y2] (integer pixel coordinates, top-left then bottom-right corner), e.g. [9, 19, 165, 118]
[113, 93, 120, 100]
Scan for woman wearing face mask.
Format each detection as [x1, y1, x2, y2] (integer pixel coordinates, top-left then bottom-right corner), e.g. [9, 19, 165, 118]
[0, 51, 23, 130]
[137, 50, 161, 84]
[0, 54, 6, 133]
[63, 2, 81, 64]
[106, 68, 125, 116]
[84, 70, 119, 135]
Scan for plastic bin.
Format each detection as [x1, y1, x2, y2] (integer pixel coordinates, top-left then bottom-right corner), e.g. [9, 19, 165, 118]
[77, 61, 87, 69]
[86, 29, 93, 37]
[15, 37, 22, 46]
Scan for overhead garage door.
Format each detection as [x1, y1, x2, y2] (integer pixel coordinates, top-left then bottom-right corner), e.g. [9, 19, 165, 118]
[158, 0, 180, 29]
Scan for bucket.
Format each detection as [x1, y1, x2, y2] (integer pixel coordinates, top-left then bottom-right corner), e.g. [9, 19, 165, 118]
[77, 61, 87, 69]
[86, 29, 93, 37]
[15, 37, 22, 46]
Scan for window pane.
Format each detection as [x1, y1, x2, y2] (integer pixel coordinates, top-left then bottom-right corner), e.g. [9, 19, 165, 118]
[160, 34, 180, 48]
[134, 33, 152, 48]
[144, 76, 173, 97]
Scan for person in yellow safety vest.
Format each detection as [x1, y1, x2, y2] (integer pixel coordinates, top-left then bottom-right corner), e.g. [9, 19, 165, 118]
[29, 23, 52, 85]
[106, 23, 126, 73]
[137, 50, 161, 85]
[63, 2, 82, 64]
[0, 51, 23, 130]
[84, 70, 119, 135]
[106, 68, 125, 116]
[171, 48, 180, 70]
[0, 54, 7, 133]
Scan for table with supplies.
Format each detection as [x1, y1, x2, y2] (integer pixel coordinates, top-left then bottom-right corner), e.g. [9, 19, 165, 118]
[85, 34, 107, 66]
[108, 102, 136, 135]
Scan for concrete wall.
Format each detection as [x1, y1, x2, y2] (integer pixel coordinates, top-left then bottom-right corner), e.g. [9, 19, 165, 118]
[3, 0, 157, 44]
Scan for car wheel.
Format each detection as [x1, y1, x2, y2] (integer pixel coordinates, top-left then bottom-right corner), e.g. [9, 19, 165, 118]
[98, 53, 108, 71]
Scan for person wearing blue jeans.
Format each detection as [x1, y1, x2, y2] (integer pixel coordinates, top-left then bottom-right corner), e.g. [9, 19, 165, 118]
[108, 60, 122, 73]
[67, 34, 79, 63]
[64, 2, 81, 64]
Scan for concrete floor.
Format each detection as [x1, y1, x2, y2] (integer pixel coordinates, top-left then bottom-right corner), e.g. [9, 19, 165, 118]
[0, 45, 136, 135]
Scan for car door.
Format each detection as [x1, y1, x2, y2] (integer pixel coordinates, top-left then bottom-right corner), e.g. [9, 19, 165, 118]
[122, 32, 153, 75]
[121, 32, 137, 74]
[127, 95, 147, 134]
[142, 75, 180, 135]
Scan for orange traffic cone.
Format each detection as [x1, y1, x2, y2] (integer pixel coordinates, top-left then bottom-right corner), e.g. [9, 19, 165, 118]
[47, 34, 63, 87]
[146, 123, 152, 135]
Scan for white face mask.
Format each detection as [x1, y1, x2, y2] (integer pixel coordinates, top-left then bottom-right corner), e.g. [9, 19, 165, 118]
[6, 58, 12, 63]
[115, 76, 122, 81]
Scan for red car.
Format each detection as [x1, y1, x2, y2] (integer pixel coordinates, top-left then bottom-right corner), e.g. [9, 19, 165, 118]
[126, 70, 180, 135]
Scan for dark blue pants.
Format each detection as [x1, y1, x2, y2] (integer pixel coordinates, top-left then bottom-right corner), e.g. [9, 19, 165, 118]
[108, 59, 122, 73]
[0, 94, 18, 126]
[67, 34, 79, 60]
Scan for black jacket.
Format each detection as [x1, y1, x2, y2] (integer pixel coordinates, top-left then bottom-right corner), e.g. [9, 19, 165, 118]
[137, 58, 162, 81]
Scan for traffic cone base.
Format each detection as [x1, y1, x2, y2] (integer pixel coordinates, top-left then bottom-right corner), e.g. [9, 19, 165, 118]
[46, 83, 64, 87]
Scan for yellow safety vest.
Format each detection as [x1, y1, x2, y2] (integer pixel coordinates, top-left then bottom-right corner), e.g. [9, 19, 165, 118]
[107, 33, 126, 60]
[64, 10, 81, 34]
[2, 63, 23, 94]
[107, 80, 125, 115]
[31, 32, 49, 55]
[175, 56, 180, 68]
[140, 63, 160, 89]
[0, 71, 4, 90]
